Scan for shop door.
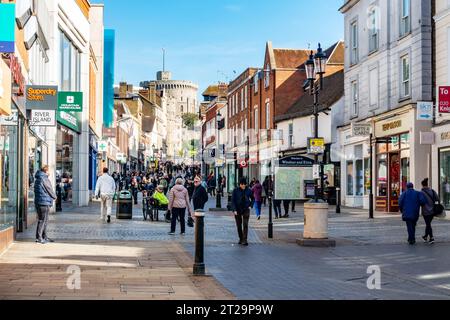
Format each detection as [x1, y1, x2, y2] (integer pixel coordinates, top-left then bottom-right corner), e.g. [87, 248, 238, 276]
[388, 153, 400, 212]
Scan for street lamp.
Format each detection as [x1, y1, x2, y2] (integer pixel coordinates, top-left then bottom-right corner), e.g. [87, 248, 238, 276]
[216, 111, 223, 209]
[305, 43, 327, 203]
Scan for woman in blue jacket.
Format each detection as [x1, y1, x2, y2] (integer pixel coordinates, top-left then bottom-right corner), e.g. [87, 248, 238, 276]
[399, 182, 426, 245]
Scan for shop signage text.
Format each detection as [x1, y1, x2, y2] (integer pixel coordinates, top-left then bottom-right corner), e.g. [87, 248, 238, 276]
[30, 110, 56, 127]
[439, 86, 450, 113]
[375, 115, 411, 137]
[352, 123, 371, 136]
[57, 111, 81, 133]
[441, 132, 450, 141]
[382, 120, 402, 132]
[26, 85, 58, 110]
[417, 101, 433, 121]
[97, 141, 108, 153]
[0, 4, 15, 53]
[279, 156, 314, 167]
[10, 55, 25, 96]
[58, 91, 83, 112]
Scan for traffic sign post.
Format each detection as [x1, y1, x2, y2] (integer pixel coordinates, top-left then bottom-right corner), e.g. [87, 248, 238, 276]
[307, 137, 325, 155]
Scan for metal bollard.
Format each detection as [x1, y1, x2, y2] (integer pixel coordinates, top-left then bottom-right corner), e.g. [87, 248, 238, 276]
[193, 209, 206, 275]
[56, 183, 63, 212]
[336, 188, 341, 214]
[268, 191, 273, 239]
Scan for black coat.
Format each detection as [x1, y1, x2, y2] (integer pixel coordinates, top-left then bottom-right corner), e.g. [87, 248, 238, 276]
[192, 186, 208, 210]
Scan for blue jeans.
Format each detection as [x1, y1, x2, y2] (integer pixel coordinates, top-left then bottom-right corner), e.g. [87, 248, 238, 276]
[254, 201, 262, 217]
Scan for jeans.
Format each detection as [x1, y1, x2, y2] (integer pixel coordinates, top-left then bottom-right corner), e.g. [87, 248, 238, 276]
[254, 201, 262, 217]
[171, 207, 186, 234]
[100, 195, 113, 221]
[423, 215, 434, 239]
[405, 219, 418, 243]
[36, 205, 50, 241]
[273, 200, 282, 218]
[235, 209, 250, 242]
[283, 200, 291, 216]
[132, 188, 138, 204]
[292, 201, 296, 212]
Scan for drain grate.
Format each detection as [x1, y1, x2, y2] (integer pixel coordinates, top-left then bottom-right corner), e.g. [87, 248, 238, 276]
[120, 285, 174, 295]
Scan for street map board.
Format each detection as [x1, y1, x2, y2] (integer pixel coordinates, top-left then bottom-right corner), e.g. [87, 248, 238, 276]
[274, 167, 312, 200]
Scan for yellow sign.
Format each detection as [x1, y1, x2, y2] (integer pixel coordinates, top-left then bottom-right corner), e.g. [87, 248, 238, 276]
[310, 138, 324, 147]
[307, 137, 325, 155]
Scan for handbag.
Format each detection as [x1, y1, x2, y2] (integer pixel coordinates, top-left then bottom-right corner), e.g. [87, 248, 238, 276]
[187, 216, 194, 228]
[423, 190, 445, 217]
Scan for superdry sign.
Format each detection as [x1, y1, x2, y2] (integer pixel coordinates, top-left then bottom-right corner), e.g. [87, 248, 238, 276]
[26, 85, 58, 110]
[439, 86, 450, 113]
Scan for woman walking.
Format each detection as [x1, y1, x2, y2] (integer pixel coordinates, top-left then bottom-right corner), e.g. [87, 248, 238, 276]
[251, 180, 263, 220]
[168, 178, 193, 235]
[421, 178, 440, 244]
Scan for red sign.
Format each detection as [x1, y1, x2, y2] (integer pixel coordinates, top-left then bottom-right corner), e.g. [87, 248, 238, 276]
[10, 55, 25, 96]
[239, 160, 248, 168]
[439, 86, 450, 113]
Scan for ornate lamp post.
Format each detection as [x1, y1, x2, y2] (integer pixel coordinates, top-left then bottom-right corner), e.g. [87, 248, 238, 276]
[216, 111, 223, 209]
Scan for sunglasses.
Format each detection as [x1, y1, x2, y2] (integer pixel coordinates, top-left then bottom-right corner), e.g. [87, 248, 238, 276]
[194, 180, 200, 183]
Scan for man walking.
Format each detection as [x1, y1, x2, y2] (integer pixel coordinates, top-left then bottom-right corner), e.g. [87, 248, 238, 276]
[421, 178, 439, 244]
[34, 165, 57, 244]
[95, 167, 117, 223]
[399, 182, 426, 245]
[231, 178, 254, 246]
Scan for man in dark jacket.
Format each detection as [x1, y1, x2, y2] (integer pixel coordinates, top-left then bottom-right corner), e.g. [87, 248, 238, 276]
[399, 182, 426, 245]
[34, 165, 57, 244]
[192, 177, 208, 210]
[421, 178, 439, 244]
[231, 178, 254, 246]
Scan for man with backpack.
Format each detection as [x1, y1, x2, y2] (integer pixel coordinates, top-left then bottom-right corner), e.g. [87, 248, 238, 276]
[421, 178, 442, 244]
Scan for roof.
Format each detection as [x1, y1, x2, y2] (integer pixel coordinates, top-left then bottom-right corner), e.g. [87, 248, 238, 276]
[273, 49, 311, 69]
[325, 41, 345, 65]
[202, 84, 228, 97]
[274, 70, 344, 123]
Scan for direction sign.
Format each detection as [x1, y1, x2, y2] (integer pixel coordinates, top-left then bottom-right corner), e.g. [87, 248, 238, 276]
[417, 101, 433, 121]
[439, 87, 450, 113]
[97, 140, 108, 152]
[307, 137, 325, 155]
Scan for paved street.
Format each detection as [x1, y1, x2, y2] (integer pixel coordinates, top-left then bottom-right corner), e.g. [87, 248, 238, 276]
[1, 196, 450, 300]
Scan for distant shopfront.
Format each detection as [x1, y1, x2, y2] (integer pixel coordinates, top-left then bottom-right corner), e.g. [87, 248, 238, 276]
[432, 125, 450, 212]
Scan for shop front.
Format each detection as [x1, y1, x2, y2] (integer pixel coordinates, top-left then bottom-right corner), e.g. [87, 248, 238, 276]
[56, 111, 81, 206]
[432, 126, 450, 213]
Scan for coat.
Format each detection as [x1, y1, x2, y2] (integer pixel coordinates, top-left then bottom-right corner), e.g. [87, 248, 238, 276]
[192, 185, 208, 210]
[168, 184, 193, 215]
[231, 187, 253, 214]
[153, 190, 169, 206]
[34, 171, 57, 206]
[95, 173, 116, 197]
[421, 188, 440, 217]
[251, 183, 263, 202]
[399, 189, 426, 221]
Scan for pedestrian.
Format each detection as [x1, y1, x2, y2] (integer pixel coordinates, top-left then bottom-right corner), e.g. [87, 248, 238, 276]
[273, 199, 282, 219]
[231, 178, 254, 246]
[249, 178, 256, 189]
[399, 182, 426, 245]
[185, 178, 195, 201]
[168, 178, 193, 235]
[282, 200, 291, 218]
[207, 172, 216, 196]
[262, 176, 270, 206]
[192, 176, 208, 211]
[421, 178, 440, 244]
[131, 174, 139, 205]
[251, 180, 263, 220]
[34, 165, 57, 244]
[291, 199, 296, 213]
[95, 167, 117, 224]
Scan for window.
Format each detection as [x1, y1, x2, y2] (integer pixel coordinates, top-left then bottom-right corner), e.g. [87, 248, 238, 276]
[241, 88, 244, 111]
[440, 148, 450, 210]
[350, 21, 358, 65]
[60, 31, 81, 91]
[400, 54, 410, 98]
[369, 68, 378, 108]
[364, 158, 371, 195]
[351, 80, 359, 117]
[264, 65, 270, 88]
[400, 0, 411, 37]
[254, 107, 259, 132]
[244, 86, 248, 109]
[288, 123, 294, 147]
[377, 154, 388, 197]
[265, 102, 270, 129]
[254, 74, 259, 93]
[355, 159, 364, 196]
[347, 161, 354, 196]
[369, 8, 378, 52]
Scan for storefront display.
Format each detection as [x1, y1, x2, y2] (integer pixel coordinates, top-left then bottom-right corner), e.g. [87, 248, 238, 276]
[56, 124, 75, 203]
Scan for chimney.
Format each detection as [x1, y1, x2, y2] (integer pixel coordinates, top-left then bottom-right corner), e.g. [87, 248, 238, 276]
[119, 82, 127, 98]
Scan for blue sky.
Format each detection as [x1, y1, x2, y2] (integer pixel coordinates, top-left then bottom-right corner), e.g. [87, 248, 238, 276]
[93, 0, 344, 94]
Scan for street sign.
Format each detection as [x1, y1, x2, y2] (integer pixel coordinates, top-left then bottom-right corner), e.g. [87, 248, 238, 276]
[312, 164, 320, 179]
[58, 91, 83, 112]
[0, 110, 18, 126]
[439, 86, 450, 113]
[26, 85, 58, 110]
[239, 160, 248, 168]
[30, 110, 56, 127]
[278, 156, 314, 167]
[307, 137, 325, 155]
[352, 123, 371, 136]
[417, 101, 433, 120]
[97, 140, 108, 152]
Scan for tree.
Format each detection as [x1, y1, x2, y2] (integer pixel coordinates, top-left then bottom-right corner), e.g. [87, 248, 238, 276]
[182, 113, 199, 130]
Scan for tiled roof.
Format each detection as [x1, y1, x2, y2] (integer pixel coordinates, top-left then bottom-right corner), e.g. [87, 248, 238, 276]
[274, 69, 344, 122]
[273, 49, 311, 69]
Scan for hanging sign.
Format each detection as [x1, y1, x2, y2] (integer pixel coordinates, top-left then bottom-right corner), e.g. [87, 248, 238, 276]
[417, 101, 433, 121]
[439, 87, 450, 113]
[0, 4, 15, 53]
[0, 110, 18, 126]
[352, 123, 372, 136]
[58, 91, 83, 112]
[30, 110, 56, 127]
[26, 85, 58, 110]
[97, 140, 108, 152]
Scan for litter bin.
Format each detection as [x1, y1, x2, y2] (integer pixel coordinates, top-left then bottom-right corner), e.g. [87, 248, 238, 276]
[116, 190, 133, 219]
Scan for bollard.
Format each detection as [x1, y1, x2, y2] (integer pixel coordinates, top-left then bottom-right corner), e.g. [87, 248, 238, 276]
[268, 191, 273, 239]
[336, 188, 341, 214]
[56, 183, 63, 212]
[216, 187, 222, 209]
[193, 210, 206, 276]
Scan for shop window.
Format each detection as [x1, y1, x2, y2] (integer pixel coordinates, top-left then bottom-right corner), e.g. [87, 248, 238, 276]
[377, 154, 388, 197]
[400, 133, 410, 149]
[440, 148, 450, 210]
[364, 158, 371, 195]
[355, 159, 364, 196]
[346, 161, 354, 196]
[388, 135, 400, 152]
[400, 151, 410, 194]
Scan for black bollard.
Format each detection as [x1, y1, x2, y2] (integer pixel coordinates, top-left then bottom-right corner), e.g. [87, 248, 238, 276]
[216, 187, 222, 209]
[193, 210, 206, 275]
[268, 191, 273, 239]
[336, 188, 341, 214]
[56, 183, 62, 212]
